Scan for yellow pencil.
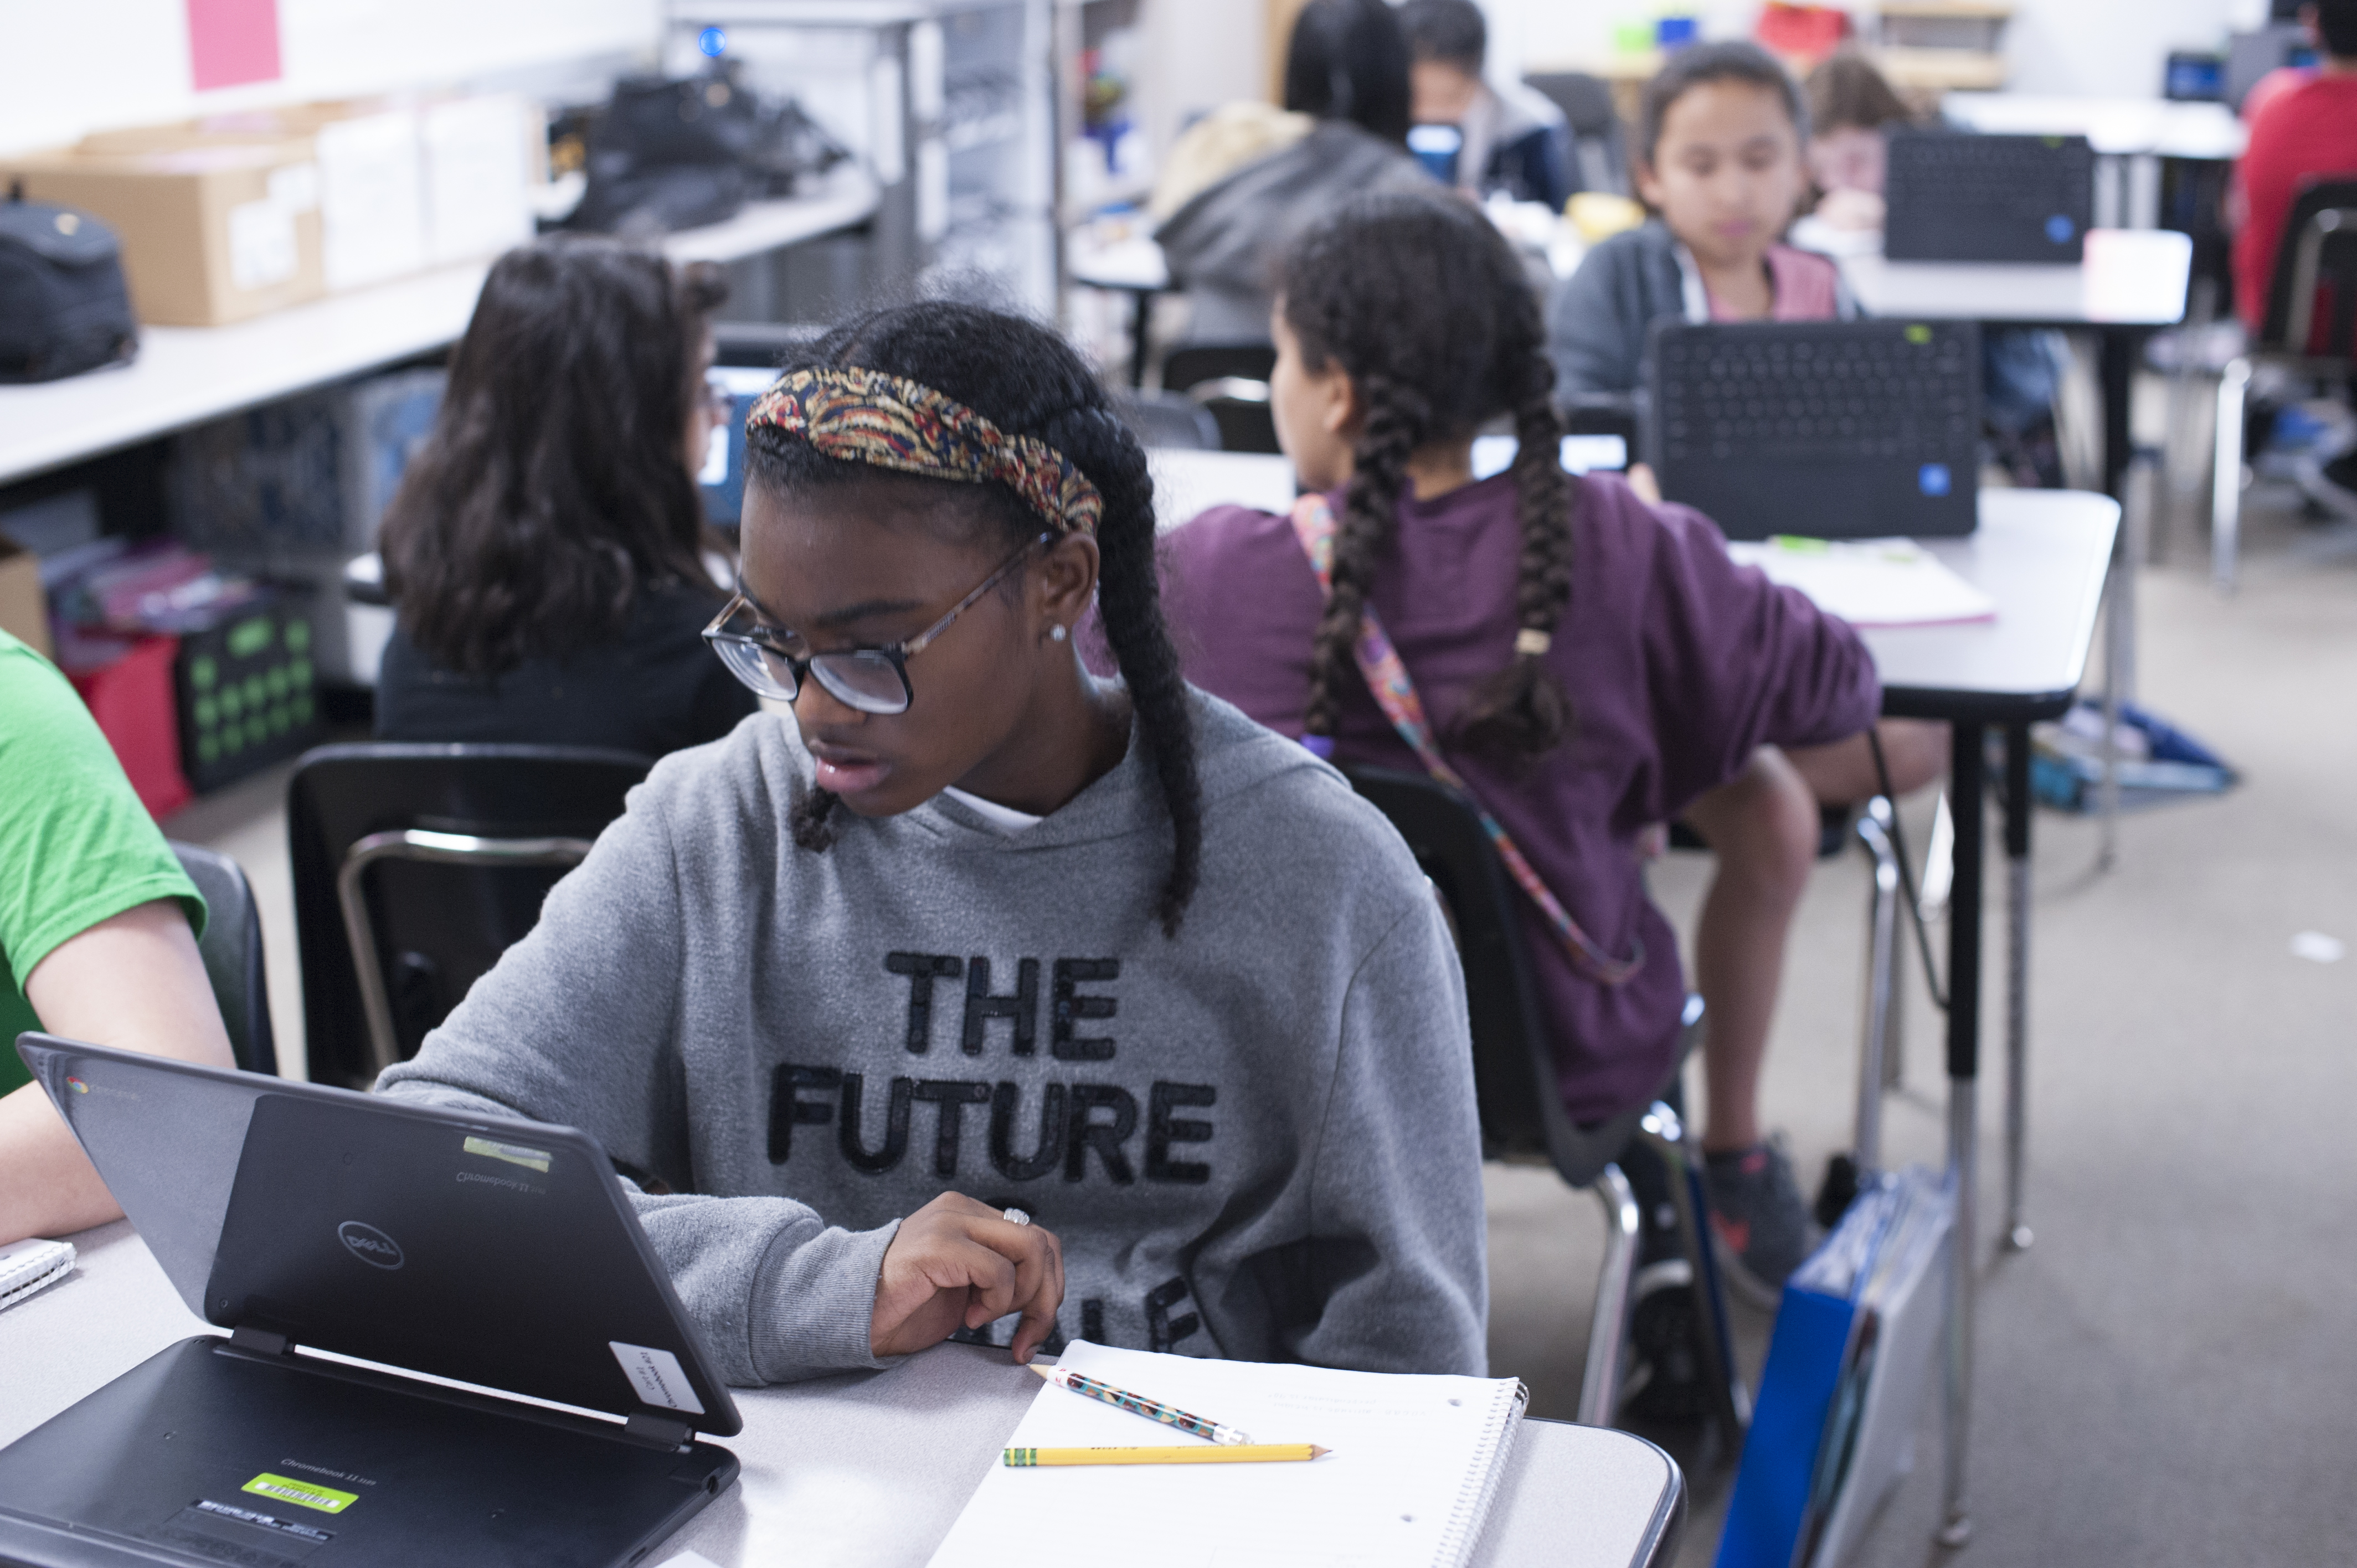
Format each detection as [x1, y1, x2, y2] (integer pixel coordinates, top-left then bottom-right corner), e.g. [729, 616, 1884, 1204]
[1003, 1444, 1329, 1467]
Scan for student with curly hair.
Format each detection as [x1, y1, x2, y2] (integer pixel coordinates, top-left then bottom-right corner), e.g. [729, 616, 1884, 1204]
[379, 300, 1487, 1381]
[1164, 191, 1885, 1296]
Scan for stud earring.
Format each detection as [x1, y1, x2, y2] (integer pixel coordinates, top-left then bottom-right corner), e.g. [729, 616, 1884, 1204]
[1049, 625, 1068, 643]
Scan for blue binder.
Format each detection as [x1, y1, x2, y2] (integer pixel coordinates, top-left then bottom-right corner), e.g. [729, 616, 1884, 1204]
[1714, 1168, 1953, 1568]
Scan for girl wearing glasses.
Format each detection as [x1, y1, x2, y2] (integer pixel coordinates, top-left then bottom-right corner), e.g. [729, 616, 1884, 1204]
[375, 238, 755, 756]
[380, 302, 1488, 1383]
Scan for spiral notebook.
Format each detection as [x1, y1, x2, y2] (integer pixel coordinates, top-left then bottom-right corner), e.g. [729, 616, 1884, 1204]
[928, 1342, 1528, 1568]
[0, 1237, 74, 1313]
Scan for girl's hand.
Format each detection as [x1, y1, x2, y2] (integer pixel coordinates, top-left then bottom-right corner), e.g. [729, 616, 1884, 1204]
[870, 1192, 1067, 1363]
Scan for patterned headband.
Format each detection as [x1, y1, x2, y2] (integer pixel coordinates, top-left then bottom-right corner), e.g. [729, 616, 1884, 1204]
[747, 366, 1104, 537]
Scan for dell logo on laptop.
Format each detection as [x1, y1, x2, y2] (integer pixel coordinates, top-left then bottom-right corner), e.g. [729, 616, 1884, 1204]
[337, 1221, 405, 1270]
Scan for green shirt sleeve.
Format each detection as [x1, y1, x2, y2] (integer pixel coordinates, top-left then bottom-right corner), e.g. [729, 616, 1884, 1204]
[0, 630, 205, 1095]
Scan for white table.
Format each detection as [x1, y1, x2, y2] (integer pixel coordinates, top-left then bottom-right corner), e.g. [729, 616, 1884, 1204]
[0, 171, 879, 489]
[1840, 226, 2194, 330]
[0, 1223, 1685, 1568]
[1941, 92, 2246, 231]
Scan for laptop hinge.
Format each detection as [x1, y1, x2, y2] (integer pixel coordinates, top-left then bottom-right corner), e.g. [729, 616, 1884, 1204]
[622, 1411, 694, 1450]
[229, 1324, 291, 1356]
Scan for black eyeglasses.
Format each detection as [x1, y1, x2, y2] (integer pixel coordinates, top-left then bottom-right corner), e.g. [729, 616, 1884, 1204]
[702, 533, 1051, 715]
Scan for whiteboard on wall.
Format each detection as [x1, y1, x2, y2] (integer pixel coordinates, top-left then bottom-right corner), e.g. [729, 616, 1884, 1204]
[0, 0, 659, 157]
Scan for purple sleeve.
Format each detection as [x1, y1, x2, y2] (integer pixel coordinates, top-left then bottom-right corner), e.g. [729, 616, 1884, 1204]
[1093, 506, 1322, 735]
[1630, 491, 1881, 815]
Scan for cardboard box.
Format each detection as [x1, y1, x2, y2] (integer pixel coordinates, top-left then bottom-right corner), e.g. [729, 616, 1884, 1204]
[0, 140, 326, 326]
[80, 95, 533, 287]
[0, 537, 52, 658]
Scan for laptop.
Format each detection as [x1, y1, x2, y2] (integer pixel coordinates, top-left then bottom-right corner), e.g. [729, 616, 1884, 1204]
[1645, 319, 1982, 541]
[1883, 130, 2094, 264]
[0, 1034, 743, 1567]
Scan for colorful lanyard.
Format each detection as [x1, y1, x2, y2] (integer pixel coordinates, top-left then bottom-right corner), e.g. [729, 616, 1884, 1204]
[1288, 493, 1644, 988]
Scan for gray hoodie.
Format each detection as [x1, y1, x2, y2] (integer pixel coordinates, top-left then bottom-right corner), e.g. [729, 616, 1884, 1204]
[377, 690, 1488, 1385]
[1154, 121, 1434, 344]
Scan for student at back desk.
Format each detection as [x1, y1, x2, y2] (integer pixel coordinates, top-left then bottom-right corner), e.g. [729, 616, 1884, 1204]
[1151, 0, 1432, 348]
[2232, 2, 2357, 478]
[374, 238, 758, 756]
[1159, 190, 1885, 1299]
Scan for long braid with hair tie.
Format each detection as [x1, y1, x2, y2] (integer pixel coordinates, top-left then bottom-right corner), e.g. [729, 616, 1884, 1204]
[1305, 374, 1427, 742]
[1454, 313, 1578, 764]
[1042, 403, 1205, 935]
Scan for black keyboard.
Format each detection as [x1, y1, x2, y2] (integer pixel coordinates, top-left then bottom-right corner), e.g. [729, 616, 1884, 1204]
[1644, 319, 1983, 540]
[1885, 131, 2095, 264]
[1657, 326, 1976, 462]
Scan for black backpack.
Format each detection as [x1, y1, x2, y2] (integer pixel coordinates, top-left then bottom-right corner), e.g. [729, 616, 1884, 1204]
[0, 188, 138, 383]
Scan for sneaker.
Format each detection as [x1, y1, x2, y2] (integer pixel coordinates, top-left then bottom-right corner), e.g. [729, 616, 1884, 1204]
[1704, 1139, 1818, 1307]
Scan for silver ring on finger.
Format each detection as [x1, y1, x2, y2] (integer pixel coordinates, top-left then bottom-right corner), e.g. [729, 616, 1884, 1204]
[1001, 1207, 1031, 1226]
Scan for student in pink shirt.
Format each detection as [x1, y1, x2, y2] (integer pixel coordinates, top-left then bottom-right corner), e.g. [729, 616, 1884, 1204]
[1548, 41, 1853, 406]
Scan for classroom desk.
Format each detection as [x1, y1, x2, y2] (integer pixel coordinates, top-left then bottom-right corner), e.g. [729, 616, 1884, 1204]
[0, 170, 881, 489]
[1139, 447, 2119, 1552]
[0, 1222, 1686, 1568]
[1831, 489, 2123, 1550]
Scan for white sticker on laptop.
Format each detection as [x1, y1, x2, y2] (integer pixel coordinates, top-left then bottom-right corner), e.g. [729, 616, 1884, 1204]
[610, 1342, 705, 1415]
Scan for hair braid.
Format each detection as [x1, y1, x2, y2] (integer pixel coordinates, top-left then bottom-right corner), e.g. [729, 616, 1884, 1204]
[1280, 189, 1577, 768]
[1453, 308, 1576, 765]
[1045, 405, 1204, 934]
[1305, 374, 1425, 741]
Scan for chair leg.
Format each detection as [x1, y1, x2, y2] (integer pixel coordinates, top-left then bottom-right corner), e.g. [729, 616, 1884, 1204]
[1636, 1107, 1752, 1437]
[1578, 1163, 1643, 1426]
[1854, 800, 1902, 1177]
[2213, 357, 2250, 594]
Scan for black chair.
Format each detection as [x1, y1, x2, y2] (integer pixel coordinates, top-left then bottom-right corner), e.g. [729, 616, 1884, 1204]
[1111, 391, 1221, 452]
[287, 744, 651, 1089]
[168, 842, 277, 1077]
[1522, 71, 1629, 198]
[1341, 764, 1747, 1433]
[1162, 343, 1281, 455]
[2211, 176, 2357, 589]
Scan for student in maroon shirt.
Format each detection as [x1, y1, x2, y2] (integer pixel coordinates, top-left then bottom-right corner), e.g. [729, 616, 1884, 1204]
[2231, 1, 2357, 335]
[1161, 191, 1886, 1297]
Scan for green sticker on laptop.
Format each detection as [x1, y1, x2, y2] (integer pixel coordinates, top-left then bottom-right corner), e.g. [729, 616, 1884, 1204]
[462, 1136, 551, 1173]
[241, 1472, 358, 1514]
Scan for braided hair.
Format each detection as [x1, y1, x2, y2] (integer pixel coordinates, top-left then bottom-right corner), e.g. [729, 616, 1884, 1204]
[742, 303, 1205, 936]
[1278, 190, 1576, 765]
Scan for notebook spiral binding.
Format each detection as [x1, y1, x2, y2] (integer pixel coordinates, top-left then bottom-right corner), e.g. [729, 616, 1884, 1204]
[1434, 1378, 1532, 1567]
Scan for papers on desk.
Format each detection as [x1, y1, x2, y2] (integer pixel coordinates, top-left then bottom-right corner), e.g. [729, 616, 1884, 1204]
[0, 1237, 74, 1312]
[929, 1342, 1527, 1568]
[1726, 538, 1996, 628]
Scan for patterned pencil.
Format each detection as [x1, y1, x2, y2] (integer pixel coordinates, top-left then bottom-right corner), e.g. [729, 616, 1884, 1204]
[1004, 1444, 1328, 1467]
[1027, 1362, 1254, 1445]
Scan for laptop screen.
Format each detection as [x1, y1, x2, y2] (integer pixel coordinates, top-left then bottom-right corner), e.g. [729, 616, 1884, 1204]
[16, 1035, 740, 1435]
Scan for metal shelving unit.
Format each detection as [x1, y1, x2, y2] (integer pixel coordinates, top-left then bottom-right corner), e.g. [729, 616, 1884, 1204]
[666, 0, 1057, 316]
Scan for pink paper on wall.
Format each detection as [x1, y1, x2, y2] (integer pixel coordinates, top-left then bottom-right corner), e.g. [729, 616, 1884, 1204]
[186, 0, 283, 91]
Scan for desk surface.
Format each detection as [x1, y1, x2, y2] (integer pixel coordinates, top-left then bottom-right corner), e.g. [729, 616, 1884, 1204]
[1, 1224, 1682, 1568]
[0, 172, 879, 489]
[1145, 451, 2116, 721]
[1862, 489, 2117, 720]
[1839, 226, 2193, 325]
[1941, 92, 2247, 160]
